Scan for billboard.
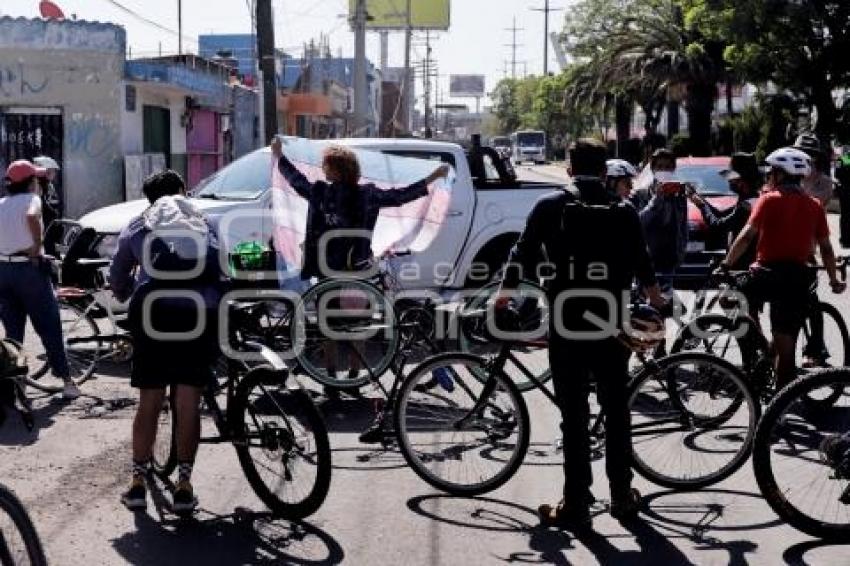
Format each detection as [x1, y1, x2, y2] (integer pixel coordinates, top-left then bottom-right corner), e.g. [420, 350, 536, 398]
[449, 74, 486, 98]
[349, 0, 451, 31]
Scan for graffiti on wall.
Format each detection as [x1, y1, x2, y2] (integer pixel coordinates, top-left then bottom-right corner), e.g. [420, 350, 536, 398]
[67, 115, 117, 159]
[0, 62, 109, 98]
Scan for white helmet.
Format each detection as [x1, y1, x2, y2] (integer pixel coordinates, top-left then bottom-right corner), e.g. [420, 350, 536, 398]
[764, 147, 811, 177]
[606, 159, 638, 179]
[33, 156, 60, 171]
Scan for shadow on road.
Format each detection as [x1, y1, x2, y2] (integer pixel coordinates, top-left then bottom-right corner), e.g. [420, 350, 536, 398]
[783, 539, 850, 565]
[406, 492, 761, 565]
[0, 395, 66, 445]
[111, 508, 344, 566]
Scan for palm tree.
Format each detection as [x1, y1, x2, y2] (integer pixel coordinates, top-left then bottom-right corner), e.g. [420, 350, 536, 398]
[563, 1, 724, 156]
[603, 3, 723, 155]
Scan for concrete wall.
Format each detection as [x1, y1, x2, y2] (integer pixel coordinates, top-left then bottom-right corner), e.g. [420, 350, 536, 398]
[0, 18, 126, 218]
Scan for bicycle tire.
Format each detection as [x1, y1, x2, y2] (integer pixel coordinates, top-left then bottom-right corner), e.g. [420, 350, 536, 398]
[291, 278, 398, 390]
[797, 302, 849, 410]
[0, 484, 48, 566]
[394, 352, 530, 496]
[24, 299, 102, 392]
[753, 368, 850, 541]
[670, 314, 755, 421]
[232, 367, 331, 519]
[629, 351, 759, 490]
[457, 280, 551, 391]
[152, 388, 177, 480]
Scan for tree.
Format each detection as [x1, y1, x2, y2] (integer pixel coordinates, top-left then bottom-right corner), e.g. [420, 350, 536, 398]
[561, 0, 726, 155]
[684, 0, 850, 144]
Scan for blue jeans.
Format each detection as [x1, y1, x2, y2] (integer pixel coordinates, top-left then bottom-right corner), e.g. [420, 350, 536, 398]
[0, 261, 70, 378]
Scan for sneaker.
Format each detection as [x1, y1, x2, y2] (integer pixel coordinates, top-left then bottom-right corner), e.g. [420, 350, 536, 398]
[432, 367, 455, 393]
[121, 478, 147, 511]
[62, 381, 82, 400]
[172, 480, 199, 516]
[610, 488, 642, 521]
[538, 499, 592, 530]
[359, 420, 386, 444]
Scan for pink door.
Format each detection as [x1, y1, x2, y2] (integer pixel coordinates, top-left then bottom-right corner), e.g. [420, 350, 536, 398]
[187, 109, 222, 189]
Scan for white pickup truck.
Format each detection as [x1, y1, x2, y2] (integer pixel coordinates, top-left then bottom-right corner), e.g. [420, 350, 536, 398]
[79, 139, 564, 290]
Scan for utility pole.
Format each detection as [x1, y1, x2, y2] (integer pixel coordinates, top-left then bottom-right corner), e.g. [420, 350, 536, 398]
[353, 0, 369, 135]
[256, 0, 278, 143]
[530, 1, 563, 76]
[177, 0, 183, 55]
[504, 17, 523, 80]
[423, 31, 433, 138]
[403, 0, 413, 134]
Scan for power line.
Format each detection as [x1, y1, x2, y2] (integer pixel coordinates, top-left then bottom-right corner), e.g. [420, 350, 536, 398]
[504, 17, 524, 80]
[530, 1, 564, 76]
[102, 0, 198, 44]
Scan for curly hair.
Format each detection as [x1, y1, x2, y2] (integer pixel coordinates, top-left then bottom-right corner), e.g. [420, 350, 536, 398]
[322, 145, 361, 186]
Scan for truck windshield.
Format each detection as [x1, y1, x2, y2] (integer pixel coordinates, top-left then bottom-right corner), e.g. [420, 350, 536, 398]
[195, 150, 272, 200]
[517, 132, 544, 147]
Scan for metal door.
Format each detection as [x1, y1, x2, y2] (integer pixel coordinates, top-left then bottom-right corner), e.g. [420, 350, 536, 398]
[0, 107, 63, 210]
[143, 105, 171, 167]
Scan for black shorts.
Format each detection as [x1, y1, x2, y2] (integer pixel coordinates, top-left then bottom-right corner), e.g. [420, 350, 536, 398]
[742, 263, 815, 335]
[128, 295, 219, 390]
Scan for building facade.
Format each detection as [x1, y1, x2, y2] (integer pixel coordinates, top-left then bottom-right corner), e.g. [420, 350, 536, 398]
[0, 17, 126, 217]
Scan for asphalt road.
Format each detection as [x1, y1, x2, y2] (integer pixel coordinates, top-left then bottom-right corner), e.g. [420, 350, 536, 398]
[2, 164, 850, 565]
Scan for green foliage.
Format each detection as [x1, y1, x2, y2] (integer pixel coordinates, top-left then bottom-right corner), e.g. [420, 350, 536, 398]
[726, 94, 798, 160]
[683, 0, 850, 142]
[489, 71, 597, 149]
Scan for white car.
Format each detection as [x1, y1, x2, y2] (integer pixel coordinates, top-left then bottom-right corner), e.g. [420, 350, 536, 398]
[80, 139, 564, 290]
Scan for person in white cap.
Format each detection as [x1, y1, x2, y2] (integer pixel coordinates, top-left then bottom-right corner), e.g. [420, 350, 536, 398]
[33, 156, 62, 228]
[0, 160, 79, 399]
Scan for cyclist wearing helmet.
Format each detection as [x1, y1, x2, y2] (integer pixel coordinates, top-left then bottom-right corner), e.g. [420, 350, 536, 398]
[499, 139, 665, 529]
[720, 147, 846, 388]
[605, 159, 638, 199]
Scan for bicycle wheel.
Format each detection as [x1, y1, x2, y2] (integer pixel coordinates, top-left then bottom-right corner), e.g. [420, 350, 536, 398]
[0, 484, 48, 566]
[457, 280, 550, 391]
[753, 368, 850, 540]
[796, 302, 849, 409]
[24, 299, 102, 392]
[394, 352, 530, 496]
[629, 352, 759, 490]
[291, 278, 397, 390]
[152, 389, 177, 480]
[232, 367, 332, 519]
[671, 314, 751, 369]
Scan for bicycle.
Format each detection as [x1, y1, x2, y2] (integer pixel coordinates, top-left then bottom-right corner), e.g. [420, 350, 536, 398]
[392, 321, 759, 496]
[753, 367, 850, 541]
[24, 222, 133, 393]
[0, 483, 47, 566]
[671, 259, 850, 406]
[289, 249, 437, 392]
[151, 302, 332, 519]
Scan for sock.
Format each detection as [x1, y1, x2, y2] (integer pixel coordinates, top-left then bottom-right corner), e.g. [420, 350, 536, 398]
[132, 459, 151, 481]
[178, 461, 194, 484]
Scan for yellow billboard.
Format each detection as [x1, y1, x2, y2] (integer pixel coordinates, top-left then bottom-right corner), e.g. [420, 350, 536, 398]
[349, 0, 451, 31]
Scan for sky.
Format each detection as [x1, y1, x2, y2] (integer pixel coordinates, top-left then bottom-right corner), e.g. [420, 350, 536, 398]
[1, 0, 570, 108]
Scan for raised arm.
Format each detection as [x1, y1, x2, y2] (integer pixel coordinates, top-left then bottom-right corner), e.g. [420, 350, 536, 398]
[369, 164, 450, 208]
[271, 138, 313, 199]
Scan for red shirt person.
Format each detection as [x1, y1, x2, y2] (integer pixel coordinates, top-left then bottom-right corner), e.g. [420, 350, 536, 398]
[721, 147, 845, 388]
